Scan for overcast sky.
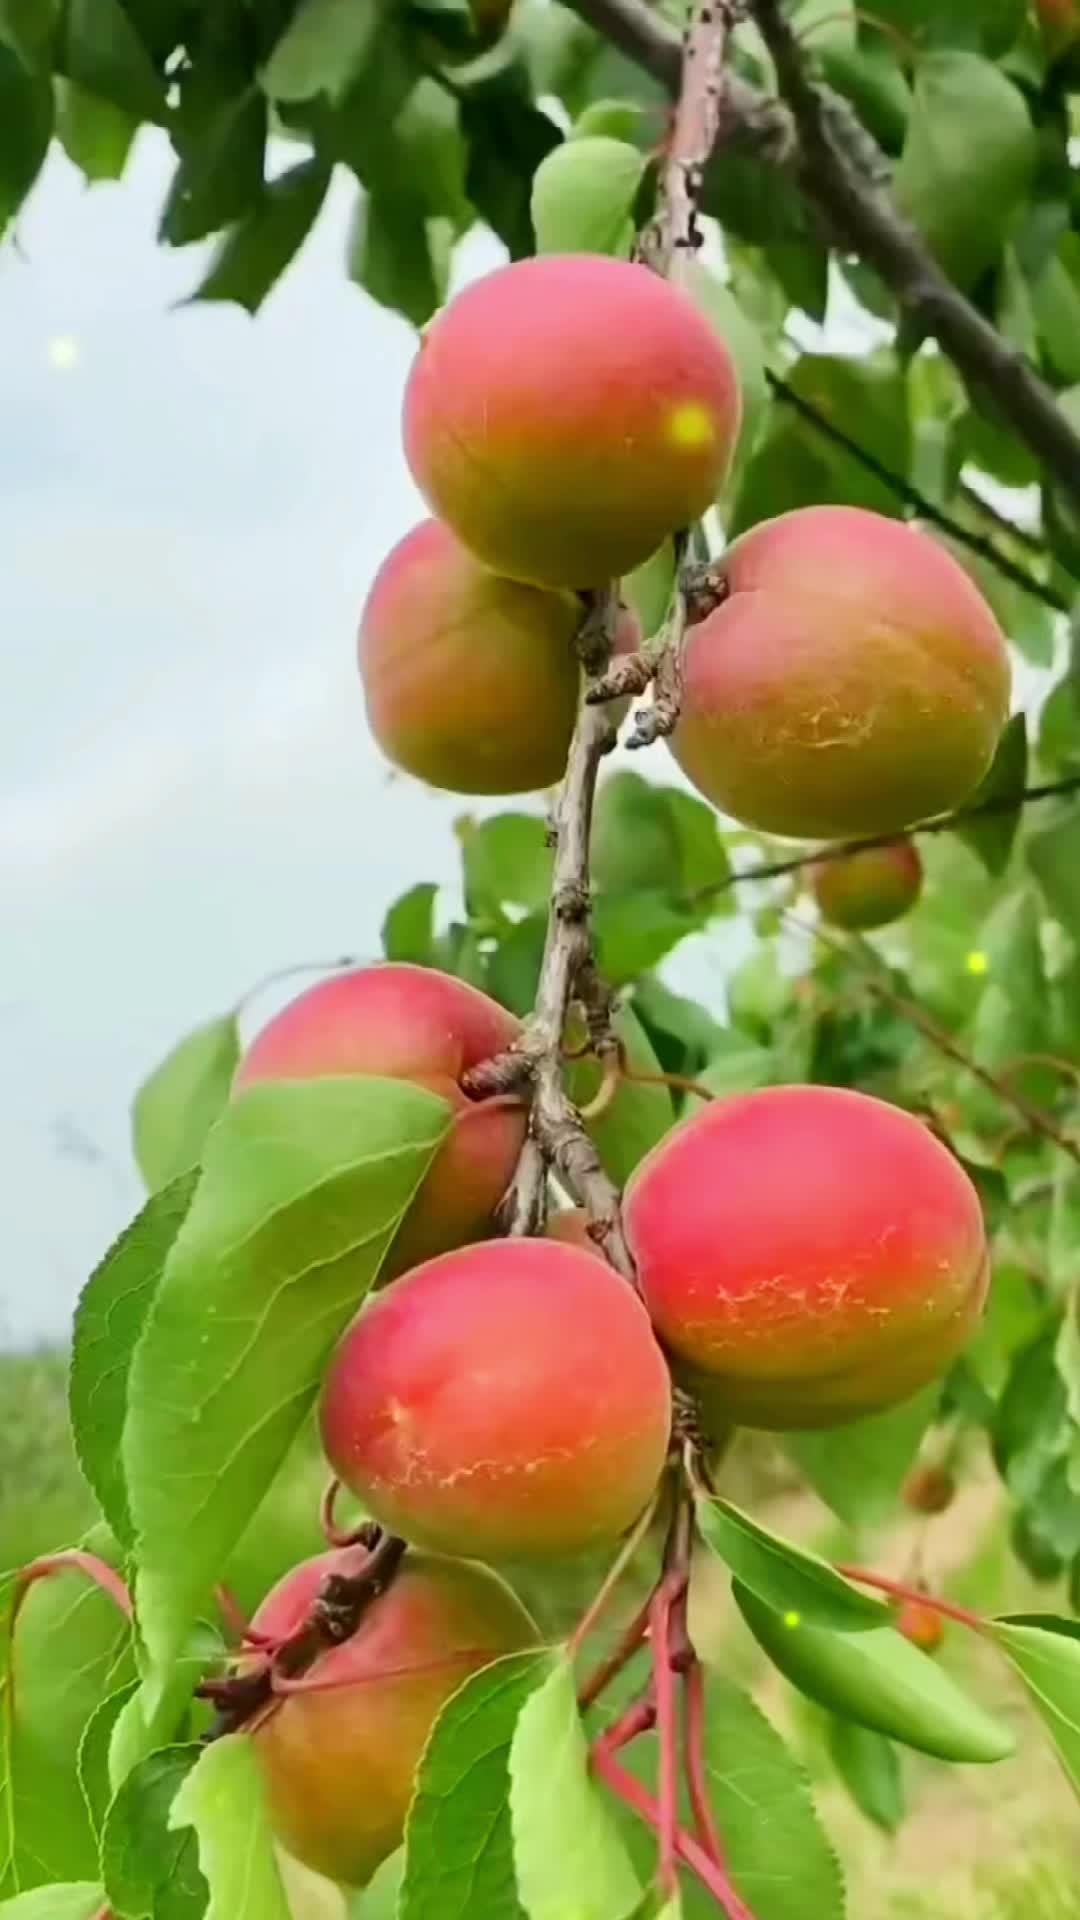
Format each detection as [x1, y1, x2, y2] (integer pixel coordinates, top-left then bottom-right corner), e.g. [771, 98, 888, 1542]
[2, 134, 752, 1345]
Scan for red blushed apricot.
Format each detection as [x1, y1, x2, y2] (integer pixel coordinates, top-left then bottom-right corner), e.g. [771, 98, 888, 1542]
[252, 1548, 536, 1887]
[234, 964, 524, 1276]
[811, 838, 923, 931]
[670, 507, 1010, 838]
[359, 520, 580, 795]
[896, 1598, 945, 1655]
[623, 1085, 988, 1431]
[403, 254, 741, 589]
[320, 1238, 671, 1559]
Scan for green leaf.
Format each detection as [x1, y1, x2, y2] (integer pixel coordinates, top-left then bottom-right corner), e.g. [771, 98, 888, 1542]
[734, 1585, 1015, 1764]
[160, 90, 267, 246]
[732, 355, 910, 535]
[64, 0, 164, 121]
[461, 75, 560, 258]
[509, 1658, 642, 1920]
[102, 1744, 206, 1920]
[78, 1683, 138, 1841]
[574, 1004, 674, 1187]
[124, 1077, 451, 1676]
[531, 135, 643, 256]
[0, 0, 60, 69]
[826, 1718, 904, 1833]
[0, 1889, 104, 1919]
[786, 1388, 938, 1530]
[991, 1616, 1080, 1796]
[1, 1534, 135, 1897]
[261, 0, 380, 102]
[132, 1014, 240, 1192]
[54, 81, 137, 181]
[0, 46, 51, 240]
[695, 1027, 775, 1101]
[401, 1648, 555, 1919]
[697, 1678, 844, 1920]
[955, 712, 1027, 876]
[592, 773, 681, 897]
[189, 158, 331, 315]
[70, 1170, 197, 1546]
[350, 1850, 404, 1916]
[170, 1736, 292, 1920]
[695, 1495, 886, 1630]
[383, 882, 438, 964]
[594, 892, 700, 986]
[461, 814, 554, 917]
[1028, 808, 1080, 941]
[895, 52, 1034, 289]
[107, 1619, 223, 1794]
[348, 185, 447, 329]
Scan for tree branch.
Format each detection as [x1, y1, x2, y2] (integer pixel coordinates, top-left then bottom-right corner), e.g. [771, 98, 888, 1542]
[567, 0, 1080, 512]
[687, 773, 1080, 906]
[750, 0, 1080, 508]
[766, 370, 1069, 614]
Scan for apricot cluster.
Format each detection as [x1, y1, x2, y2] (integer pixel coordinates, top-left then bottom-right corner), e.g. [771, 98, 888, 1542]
[233, 959, 990, 1890]
[358, 251, 740, 795]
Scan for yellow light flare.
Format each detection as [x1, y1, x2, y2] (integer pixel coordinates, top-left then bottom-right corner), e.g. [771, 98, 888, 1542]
[47, 335, 81, 371]
[667, 401, 714, 451]
[965, 950, 989, 976]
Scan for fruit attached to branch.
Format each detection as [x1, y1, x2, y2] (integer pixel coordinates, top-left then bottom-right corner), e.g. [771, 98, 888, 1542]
[811, 838, 923, 931]
[403, 254, 741, 588]
[320, 1238, 672, 1559]
[624, 1085, 988, 1429]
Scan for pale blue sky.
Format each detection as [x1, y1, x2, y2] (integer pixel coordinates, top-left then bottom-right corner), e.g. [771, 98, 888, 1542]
[1, 137, 506, 1341]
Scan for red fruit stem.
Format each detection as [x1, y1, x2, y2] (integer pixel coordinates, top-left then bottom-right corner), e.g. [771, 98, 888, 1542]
[684, 1657, 728, 1869]
[835, 1565, 985, 1633]
[568, 1489, 663, 1661]
[650, 1580, 681, 1899]
[16, 1552, 133, 1623]
[594, 1695, 658, 1756]
[319, 1479, 380, 1551]
[214, 1583, 254, 1646]
[576, 1595, 652, 1712]
[592, 1748, 758, 1920]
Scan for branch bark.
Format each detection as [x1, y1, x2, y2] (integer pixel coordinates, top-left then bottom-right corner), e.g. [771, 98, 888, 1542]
[567, 0, 1080, 511]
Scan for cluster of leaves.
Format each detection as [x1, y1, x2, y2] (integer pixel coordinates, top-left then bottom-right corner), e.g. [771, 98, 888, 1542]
[10, 0, 1080, 1913]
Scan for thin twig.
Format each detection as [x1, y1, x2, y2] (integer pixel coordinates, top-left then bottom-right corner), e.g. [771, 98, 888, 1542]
[750, 0, 1080, 508]
[688, 774, 1080, 907]
[564, 0, 1080, 510]
[577, 1595, 653, 1711]
[568, 1489, 664, 1660]
[593, 1749, 758, 1920]
[15, 1551, 133, 1622]
[684, 1658, 728, 1867]
[766, 370, 1068, 614]
[836, 1564, 985, 1632]
[798, 913, 1080, 1169]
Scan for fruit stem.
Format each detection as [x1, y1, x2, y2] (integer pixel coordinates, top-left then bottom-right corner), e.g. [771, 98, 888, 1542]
[568, 1488, 664, 1660]
[835, 1564, 986, 1632]
[592, 1748, 758, 1919]
[15, 1552, 133, 1622]
[684, 1657, 728, 1868]
[651, 1578, 682, 1899]
[577, 1595, 653, 1711]
[269, 1648, 498, 1695]
[593, 1695, 657, 1756]
[320, 1479, 380, 1551]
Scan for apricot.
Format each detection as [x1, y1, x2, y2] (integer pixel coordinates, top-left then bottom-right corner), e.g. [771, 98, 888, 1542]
[623, 1085, 988, 1430]
[902, 1464, 956, 1516]
[1037, 0, 1080, 50]
[896, 1598, 944, 1655]
[252, 1546, 536, 1886]
[359, 519, 580, 795]
[320, 1237, 671, 1558]
[670, 507, 1010, 838]
[811, 838, 923, 931]
[234, 964, 524, 1276]
[403, 254, 741, 588]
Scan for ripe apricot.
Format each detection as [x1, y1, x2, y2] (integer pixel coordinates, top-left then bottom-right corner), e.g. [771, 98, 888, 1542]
[896, 1598, 944, 1655]
[623, 1085, 988, 1430]
[320, 1238, 671, 1558]
[811, 838, 923, 930]
[902, 1464, 956, 1515]
[234, 964, 524, 1275]
[359, 519, 580, 795]
[252, 1547, 536, 1886]
[670, 507, 1010, 838]
[403, 254, 741, 588]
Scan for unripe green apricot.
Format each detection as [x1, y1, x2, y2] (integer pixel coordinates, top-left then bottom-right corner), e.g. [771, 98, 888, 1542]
[810, 838, 923, 931]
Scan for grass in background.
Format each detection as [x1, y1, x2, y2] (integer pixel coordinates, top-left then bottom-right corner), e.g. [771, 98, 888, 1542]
[0, 1347, 94, 1568]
